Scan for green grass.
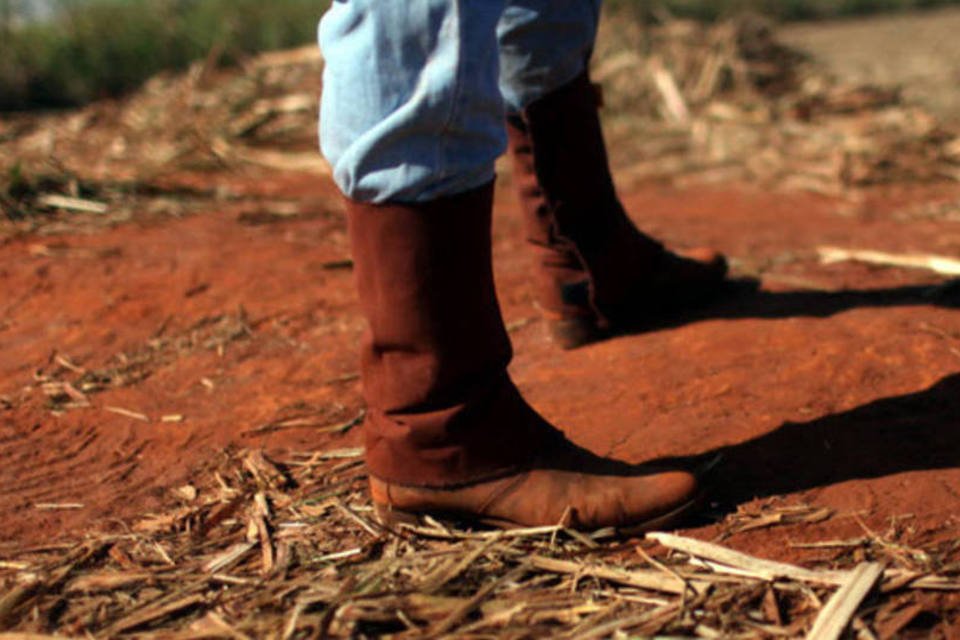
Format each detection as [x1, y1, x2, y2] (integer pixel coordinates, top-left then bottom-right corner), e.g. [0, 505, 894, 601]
[3, 0, 960, 111]
[0, 0, 328, 111]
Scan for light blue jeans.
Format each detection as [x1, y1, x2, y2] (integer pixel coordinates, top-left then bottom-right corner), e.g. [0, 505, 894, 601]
[319, 0, 602, 203]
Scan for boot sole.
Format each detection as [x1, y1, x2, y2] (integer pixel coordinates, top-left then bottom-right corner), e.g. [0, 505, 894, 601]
[374, 492, 702, 538]
[549, 316, 607, 350]
[548, 278, 750, 350]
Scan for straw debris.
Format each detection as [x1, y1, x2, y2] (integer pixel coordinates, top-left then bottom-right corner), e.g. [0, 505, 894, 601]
[33, 311, 252, 415]
[595, 14, 960, 196]
[4, 14, 960, 236]
[1, 448, 956, 638]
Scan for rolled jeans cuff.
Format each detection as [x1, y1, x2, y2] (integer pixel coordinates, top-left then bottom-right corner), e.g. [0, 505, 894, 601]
[319, 0, 601, 203]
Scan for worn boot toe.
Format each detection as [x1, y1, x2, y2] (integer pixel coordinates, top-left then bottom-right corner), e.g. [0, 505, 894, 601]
[370, 454, 700, 534]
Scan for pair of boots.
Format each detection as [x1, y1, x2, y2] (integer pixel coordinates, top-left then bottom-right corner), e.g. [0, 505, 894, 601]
[347, 73, 727, 533]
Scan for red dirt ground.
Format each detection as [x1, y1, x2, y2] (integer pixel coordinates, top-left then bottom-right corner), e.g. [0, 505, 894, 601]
[2, 169, 959, 582]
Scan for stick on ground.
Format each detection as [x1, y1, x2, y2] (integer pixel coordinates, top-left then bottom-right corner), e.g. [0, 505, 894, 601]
[806, 562, 884, 640]
[818, 246, 960, 276]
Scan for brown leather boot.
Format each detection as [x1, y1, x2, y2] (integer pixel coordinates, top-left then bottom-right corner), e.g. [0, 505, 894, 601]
[507, 71, 728, 349]
[346, 182, 701, 532]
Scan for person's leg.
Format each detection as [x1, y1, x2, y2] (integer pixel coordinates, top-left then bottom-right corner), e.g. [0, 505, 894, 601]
[498, 1, 728, 349]
[320, 0, 506, 204]
[496, 0, 602, 113]
[321, 0, 538, 486]
[319, 0, 700, 530]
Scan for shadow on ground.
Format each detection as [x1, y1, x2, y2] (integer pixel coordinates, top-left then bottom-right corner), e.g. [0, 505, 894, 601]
[617, 279, 960, 337]
[703, 371, 960, 510]
[707, 280, 960, 320]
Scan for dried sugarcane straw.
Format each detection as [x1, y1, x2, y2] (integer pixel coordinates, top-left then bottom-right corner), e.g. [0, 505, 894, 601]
[1, 448, 956, 638]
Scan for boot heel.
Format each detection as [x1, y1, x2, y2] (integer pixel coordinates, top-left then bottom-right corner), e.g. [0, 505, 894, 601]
[549, 317, 602, 350]
[374, 502, 423, 527]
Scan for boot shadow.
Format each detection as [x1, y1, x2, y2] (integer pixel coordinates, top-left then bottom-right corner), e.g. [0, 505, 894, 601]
[618, 278, 960, 336]
[710, 279, 960, 321]
[682, 372, 960, 514]
[532, 370, 960, 490]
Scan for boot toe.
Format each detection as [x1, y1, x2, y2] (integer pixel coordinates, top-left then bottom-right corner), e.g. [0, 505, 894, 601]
[679, 246, 726, 268]
[581, 468, 699, 531]
[669, 247, 729, 284]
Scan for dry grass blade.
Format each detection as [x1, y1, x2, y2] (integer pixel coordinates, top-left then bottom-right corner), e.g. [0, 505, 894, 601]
[0, 583, 40, 627]
[649, 532, 849, 585]
[0, 449, 953, 638]
[33, 503, 84, 511]
[104, 593, 207, 635]
[883, 573, 960, 592]
[242, 450, 289, 489]
[203, 542, 256, 574]
[427, 566, 525, 637]
[874, 602, 927, 639]
[806, 563, 884, 640]
[569, 604, 681, 640]
[419, 537, 502, 594]
[65, 571, 153, 593]
[1, 542, 106, 627]
[35, 194, 108, 214]
[252, 512, 275, 575]
[104, 406, 150, 422]
[818, 246, 960, 276]
[527, 555, 698, 595]
[334, 500, 381, 538]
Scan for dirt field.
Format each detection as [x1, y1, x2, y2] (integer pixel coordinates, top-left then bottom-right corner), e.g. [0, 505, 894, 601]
[2, 168, 959, 543]
[3, 165, 960, 633]
[2, 9, 960, 637]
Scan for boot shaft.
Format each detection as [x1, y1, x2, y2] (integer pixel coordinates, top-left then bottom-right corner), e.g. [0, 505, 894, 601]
[346, 183, 550, 486]
[507, 71, 674, 326]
